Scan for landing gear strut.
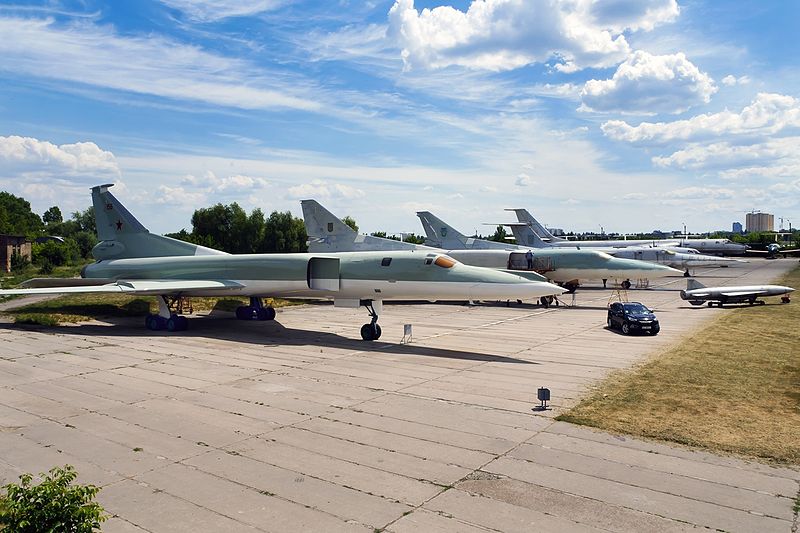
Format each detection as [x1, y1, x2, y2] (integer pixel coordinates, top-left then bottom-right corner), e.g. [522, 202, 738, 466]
[684, 269, 690, 277]
[360, 300, 382, 341]
[145, 296, 189, 332]
[236, 297, 276, 321]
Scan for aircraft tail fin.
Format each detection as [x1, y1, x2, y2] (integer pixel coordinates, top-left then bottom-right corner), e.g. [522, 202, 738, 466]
[301, 199, 359, 252]
[91, 184, 226, 260]
[416, 211, 468, 248]
[687, 279, 706, 290]
[502, 222, 553, 248]
[507, 208, 564, 242]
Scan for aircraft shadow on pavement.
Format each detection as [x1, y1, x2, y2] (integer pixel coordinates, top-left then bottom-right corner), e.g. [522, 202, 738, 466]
[0, 315, 536, 365]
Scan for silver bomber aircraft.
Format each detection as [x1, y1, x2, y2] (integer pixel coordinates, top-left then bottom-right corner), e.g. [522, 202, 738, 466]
[304, 200, 681, 293]
[680, 279, 794, 307]
[505, 219, 746, 277]
[0, 185, 565, 341]
[510, 208, 750, 256]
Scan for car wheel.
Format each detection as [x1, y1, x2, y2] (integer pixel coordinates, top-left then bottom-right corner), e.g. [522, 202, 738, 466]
[607, 317, 614, 329]
[621, 322, 630, 335]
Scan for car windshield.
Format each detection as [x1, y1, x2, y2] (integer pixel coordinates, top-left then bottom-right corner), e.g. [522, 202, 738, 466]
[623, 303, 650, 313]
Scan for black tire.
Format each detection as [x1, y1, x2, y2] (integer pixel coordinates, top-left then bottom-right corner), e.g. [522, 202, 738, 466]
[621, 322, 630, 335]
[683, 271, 690, 277]
[166, 316, 180, 332]
[622, 280, 632, 290]
[360, 323, 375, 341]
[607, 317, 614, 329]
[145, 315, 161, 331]
[650, 326, 660, 335]
[374, 324, 382, 339]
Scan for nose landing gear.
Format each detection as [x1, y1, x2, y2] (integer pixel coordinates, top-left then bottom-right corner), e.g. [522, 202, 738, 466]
[360, 300, 383, 341]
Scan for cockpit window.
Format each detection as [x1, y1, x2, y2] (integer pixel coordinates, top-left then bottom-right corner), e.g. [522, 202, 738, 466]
[434, 255, 456, 268]
[381, 257, 392, 267]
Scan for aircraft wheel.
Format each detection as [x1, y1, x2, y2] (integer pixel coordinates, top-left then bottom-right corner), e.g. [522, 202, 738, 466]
[374, 324, 382, 340]
[621, 323, 630, 335]
[145, 314, 162, 331]
[360, 323, 375, 341]
[622, 280, 632, 290]
[166, 316, 184, 332]
[707, 302, 714, 307]
[683, 271, 690, 277]
[236, 306, 253, 320]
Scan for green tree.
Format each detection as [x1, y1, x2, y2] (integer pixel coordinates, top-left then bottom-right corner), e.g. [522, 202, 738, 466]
[71, 207, 96, 235]
[261, 210, 308, 253]
[488, 225, 509, 243]
[0, 465, 107, 532]
[71, 232, 97, 259]
[190, 202, 254, 253]
[0, 192, 43, 236]
[43, 206, 63, 225]
[32, 240, 74, 267]
[342, 216, 358, 233]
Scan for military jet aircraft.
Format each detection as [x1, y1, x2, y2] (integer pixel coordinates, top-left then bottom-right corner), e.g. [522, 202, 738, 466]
[746, 242, 800, 259]
[680, 279, 794, 307]
[407, 210, 683, 292]
[303, 200, 682, 293]
[0, 185, 565, 340]
[504, 219, 746, 277]
[510, 208, 750, 256]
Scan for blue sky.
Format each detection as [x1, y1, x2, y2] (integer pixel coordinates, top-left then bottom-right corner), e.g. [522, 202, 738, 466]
[1, 0, 798, 235]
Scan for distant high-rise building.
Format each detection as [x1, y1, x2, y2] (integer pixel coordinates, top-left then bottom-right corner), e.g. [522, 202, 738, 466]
[745, 212, 773, 232]
[732, 221, 743, 233]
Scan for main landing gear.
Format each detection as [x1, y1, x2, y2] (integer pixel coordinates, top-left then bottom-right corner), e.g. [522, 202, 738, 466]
[360, 300, 383, 341]
[235, 297, 276, 321]
[145, 296, 189, 332]
[684, 269, 691, 277]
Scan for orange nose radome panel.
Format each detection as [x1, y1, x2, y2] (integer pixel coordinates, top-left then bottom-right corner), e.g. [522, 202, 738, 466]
[434, 255, 456, 268]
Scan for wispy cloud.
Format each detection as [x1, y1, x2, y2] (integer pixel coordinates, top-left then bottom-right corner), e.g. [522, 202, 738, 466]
[0, 17, 320, 112]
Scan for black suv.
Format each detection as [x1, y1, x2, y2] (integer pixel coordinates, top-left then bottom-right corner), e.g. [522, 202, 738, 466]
[607, 302, 660, 335]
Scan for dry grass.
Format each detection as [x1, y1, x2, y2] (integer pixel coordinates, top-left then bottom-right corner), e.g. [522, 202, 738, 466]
[4, 294, 299, 325]
[557, 265, 800, 464]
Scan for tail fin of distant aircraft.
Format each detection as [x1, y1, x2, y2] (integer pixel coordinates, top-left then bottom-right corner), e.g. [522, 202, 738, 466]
[301, 199, 358, 242]
[91, 184, 227, 260]
[302, 199, 422, 253]
[502, 222, 554, 248]
[416, 211, 470, 249]
[508, 209, 565, 243]
[687, 279, 706, 290]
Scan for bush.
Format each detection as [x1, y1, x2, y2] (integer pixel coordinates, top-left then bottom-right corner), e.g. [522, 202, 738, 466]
[39, 258, 54, 275]
[0, 465, 107, 532]
[9, 252, 29, 272]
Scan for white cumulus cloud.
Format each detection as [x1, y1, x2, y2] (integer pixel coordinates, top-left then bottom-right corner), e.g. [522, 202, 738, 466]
[387, 0, 678, 72]
[286, 179, 365, 200]
[602, 93, 800, 143]
[580, 51, 716, 114]
[0, 135, 119, 177]
[515, 173, 534, 186]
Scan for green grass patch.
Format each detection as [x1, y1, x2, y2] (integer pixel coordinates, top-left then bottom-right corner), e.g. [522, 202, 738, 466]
[557, 265, 800, 464]
[3, 293, 300, 325]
